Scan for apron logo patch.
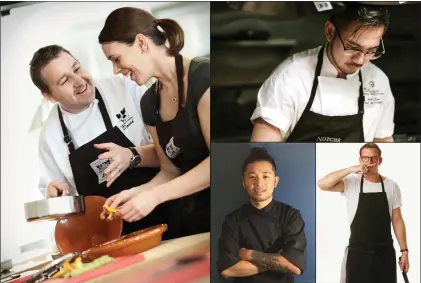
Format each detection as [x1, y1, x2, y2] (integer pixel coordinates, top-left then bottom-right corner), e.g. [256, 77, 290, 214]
[317, 136, 342, 142]
[165, 137, 181, 159]
[116, 108, 134, 130]
[369, 81, 375, 88]
[89, 159, 111, 184]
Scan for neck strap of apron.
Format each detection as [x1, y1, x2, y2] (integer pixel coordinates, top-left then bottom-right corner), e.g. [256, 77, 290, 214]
[305, 45, 365, 114]
[360, 174, 385, 193]
[156, 54, 184, 114]
[58, 88, 113, 153]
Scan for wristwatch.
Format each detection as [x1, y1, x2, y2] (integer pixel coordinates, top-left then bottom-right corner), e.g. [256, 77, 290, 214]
[129, 147, 141, 169]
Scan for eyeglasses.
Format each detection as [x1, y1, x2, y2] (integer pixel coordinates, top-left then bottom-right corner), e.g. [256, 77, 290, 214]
[360, 156, 380, 162]
[332, 20, 386, 60]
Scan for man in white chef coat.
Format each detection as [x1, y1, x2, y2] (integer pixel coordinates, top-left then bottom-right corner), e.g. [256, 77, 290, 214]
[250, 4, 394, 142]
[30, 45, 159, 209]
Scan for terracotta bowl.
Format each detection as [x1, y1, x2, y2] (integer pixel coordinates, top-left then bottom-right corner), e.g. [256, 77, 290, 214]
[54, 196, 123, 255]
[81, 224, 168, 261]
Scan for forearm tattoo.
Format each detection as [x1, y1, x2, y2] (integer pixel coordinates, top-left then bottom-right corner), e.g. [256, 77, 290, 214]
[250, 251, 294, 274]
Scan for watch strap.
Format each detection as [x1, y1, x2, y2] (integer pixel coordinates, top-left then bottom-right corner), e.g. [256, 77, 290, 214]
[129, 147, 140, 169]
[401, 249, 409, 253]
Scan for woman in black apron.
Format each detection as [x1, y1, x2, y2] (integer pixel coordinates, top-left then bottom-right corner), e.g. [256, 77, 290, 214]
[97, 7, 210, 238]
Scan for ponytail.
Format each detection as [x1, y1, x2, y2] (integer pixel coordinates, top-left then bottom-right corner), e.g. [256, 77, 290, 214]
[156, 18, 185, 56]
[98, 7, 185, 57]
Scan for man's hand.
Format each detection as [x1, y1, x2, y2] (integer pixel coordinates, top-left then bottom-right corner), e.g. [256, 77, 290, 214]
[350, 164, 375, 174]
[239, 248, 253, 261]
[46, 181, 70, 198]
[400, 252, 410, 272]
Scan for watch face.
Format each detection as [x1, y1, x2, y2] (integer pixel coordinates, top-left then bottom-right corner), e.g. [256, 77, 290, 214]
[133, 155, 141, 166]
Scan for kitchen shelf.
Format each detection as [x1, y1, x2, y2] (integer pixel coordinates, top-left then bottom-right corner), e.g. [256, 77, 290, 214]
[212, 38, 297, 48]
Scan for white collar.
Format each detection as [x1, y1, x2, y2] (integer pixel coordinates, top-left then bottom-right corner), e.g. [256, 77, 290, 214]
[320, 44, 360, 80]
[59, 99, 98, 116]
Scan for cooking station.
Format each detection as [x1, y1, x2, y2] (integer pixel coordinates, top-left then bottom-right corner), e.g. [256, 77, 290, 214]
[1, 196, 210, 283]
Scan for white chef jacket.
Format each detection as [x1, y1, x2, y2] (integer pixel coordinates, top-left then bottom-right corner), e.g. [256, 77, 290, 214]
[38, 75, 152, 196]
[342, 174, 402, 225]
[250, 45, 395, 141]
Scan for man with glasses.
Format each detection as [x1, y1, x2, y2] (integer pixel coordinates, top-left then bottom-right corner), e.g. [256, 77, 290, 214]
[250, 4, 394, 142]
[318, 143, 409, 283]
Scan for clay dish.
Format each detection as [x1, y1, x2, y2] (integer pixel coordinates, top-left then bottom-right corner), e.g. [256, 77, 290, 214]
[54, 196, 123, 255]
[81, 224, 168, 261]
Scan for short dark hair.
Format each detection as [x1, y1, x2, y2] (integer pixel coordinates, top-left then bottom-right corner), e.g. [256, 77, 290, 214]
[98, 7, 184, 56]
[242, 147, 277, 175]
[29, 45, 73, 94]
[331, 4, 390, 36]
[360, 142, 382, 157]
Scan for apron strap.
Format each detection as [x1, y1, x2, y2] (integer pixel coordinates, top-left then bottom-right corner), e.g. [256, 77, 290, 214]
[358, 71, 365, 114]
[155, 54, 184, 114]
[360, 174, 385, 193]
[58, 107, 76, 153]
[304, 45, 324, 112]
[95, 88, 113, 131]
[57, 88, 113, 154]
[174, 54, 184, 108]
[379, 174, 385, 193]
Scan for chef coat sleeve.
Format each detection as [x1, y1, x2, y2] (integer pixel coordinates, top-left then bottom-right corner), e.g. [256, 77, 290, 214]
[38, 130, 75, 197]
[374, 77, 395, 138]
[250, 72, 295, 137]
[280, 209, 307, 273]
[217, 213, 241, 274]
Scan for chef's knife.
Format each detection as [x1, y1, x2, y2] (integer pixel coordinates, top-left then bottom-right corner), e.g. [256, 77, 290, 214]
[399, 256, 410, 283]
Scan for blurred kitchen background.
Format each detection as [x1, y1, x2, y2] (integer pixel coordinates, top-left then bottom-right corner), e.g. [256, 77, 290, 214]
[211, 1, 421, 142]
[0, 1, 209, 267]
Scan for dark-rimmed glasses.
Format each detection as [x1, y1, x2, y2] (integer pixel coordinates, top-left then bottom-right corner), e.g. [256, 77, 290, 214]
[360, 156, 380, 162]
[332, 20, 386, 60]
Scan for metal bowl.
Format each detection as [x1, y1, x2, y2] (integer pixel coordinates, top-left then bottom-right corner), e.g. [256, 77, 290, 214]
[24, 196, 85, 222]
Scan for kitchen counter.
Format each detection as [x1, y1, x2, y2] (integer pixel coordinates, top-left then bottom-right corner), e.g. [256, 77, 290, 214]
[4, 233, 210, 283]
[87, 232, 210, 283]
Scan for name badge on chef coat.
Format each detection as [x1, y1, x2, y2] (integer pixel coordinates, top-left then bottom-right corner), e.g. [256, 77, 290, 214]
[89, 159, 111, 184]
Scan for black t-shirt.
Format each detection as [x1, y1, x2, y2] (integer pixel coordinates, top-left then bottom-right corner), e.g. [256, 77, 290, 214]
[217, 200, 307, 283]
[140, 56, 210, 127]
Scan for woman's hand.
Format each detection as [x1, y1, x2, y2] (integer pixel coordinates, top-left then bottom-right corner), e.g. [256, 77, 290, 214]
[100, 188, 136, 220]
[117, 187, 160, 222]
[94, 143, 133, 187]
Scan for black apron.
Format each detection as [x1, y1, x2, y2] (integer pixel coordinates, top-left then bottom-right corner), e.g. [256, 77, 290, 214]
[345, 175, 396, 283]
[58, 90, 181, 240]
[154, 54, 210, 237]
[236, 207, 292, 283]
[286, 45, 365, 142]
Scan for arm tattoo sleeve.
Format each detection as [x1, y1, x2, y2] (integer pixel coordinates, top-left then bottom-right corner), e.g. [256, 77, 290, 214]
[250, 250, 295, 274]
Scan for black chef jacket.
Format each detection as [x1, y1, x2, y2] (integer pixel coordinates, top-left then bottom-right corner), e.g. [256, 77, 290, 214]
[217, 200, 307, 283]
